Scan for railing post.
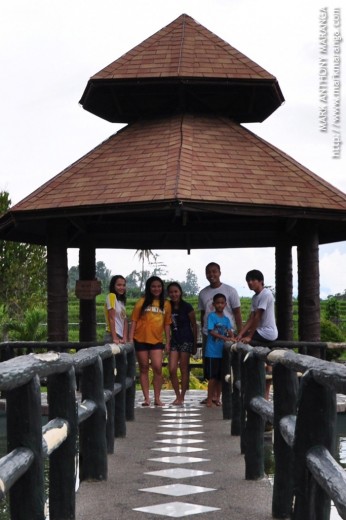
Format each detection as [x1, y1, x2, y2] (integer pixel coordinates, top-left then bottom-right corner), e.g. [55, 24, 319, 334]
[293, 370, 336, 520]
[103, 355, 116, 453]
[231, 350, 241, 436]
[48, 366, 78, 520]
[243, 352, 266, 480]
[114, 349, 127, 437]
[240, 351, 246, 454]
[125, 347, 136, 422]
[7, 374, 45, 520]
[272, 362, 298, 518]
[221, 345, 232, 420]
[79, 356, 107, 481]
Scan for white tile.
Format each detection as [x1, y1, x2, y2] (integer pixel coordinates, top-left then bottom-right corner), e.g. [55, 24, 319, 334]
[160, 419, 202, 423]
[133, 501, 220, 517]
[155, 438, 205, 445]
[151, 446, 207, 453]
[139, 483, 216, 496]
[144, 468, 213, 479]
[156, 430, 204, 436]
[148, 455, 210, 464]
[158, 424, 201, 429]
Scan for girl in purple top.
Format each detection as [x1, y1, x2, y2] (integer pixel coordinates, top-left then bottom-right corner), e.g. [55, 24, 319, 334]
[167, 282, 198, 405]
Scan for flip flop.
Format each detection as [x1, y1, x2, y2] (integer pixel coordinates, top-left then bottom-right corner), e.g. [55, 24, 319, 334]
[212, 400, 222, 406]
[141, 401, 150, 407]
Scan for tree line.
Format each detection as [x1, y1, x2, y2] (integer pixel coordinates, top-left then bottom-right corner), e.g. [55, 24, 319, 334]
[68, 259, 200, 298]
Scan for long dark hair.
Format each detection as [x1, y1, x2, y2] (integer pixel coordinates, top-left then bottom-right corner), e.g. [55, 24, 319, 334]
[167, 281, 184, 310]
[109, 275, 127, 303]
[140, 276, 165, 314]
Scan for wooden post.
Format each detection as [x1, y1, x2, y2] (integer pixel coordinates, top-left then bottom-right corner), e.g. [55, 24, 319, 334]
[114, 350, 127, 438]
[79, 356, 107, 481]
[293, 371, 336, 520]
[243, 353, 266, 480]
[272, 363, 299, 518]
[275, 239, 293, 340]
[231, 350, 241, 436]
[48, 367, 78, 520]
[7, 375, 45, 520]
[125, 347, 136, 422]
[240, 352, 246, 454]
[47, 221, 68, 342]
[103, 355, 116, 453]
[297, 222, 321, 356]
[221, 346, 232, 420]
[79, 242, 97, 342]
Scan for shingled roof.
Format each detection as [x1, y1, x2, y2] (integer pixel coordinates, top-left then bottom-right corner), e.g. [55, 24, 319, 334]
[80, 14, 284, 123]
[12, 114, 346, 213]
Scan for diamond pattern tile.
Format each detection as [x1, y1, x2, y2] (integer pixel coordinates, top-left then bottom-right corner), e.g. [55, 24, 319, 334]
[154, 438, 205, 445]
[160, 419, 202, 423]
[156, 430, 204, 436]
[148, 455, 210, 464]
[133, 501, 220, 517]
[162, 413, 201, 417]
[144, 468, 213, 479]
[151, 446, 207, 453]
[158, 424, 201, 429]
[139, 483, 216, 496]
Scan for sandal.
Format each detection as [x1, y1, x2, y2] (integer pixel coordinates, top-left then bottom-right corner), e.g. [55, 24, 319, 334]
[141, 401, 150, 407]
[212, 399, 222, 406]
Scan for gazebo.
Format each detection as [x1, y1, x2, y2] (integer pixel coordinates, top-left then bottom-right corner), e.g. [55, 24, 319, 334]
[1, 14, 346, 343]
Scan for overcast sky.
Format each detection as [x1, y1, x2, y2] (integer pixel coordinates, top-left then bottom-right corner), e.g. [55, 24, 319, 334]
[1, 0, 345, 298]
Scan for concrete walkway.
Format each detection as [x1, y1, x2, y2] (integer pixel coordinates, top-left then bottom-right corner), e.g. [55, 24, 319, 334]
[75, 390, 273, 519]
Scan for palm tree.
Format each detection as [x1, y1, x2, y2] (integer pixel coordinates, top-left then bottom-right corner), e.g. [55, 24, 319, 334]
[134, 249, 155, 292]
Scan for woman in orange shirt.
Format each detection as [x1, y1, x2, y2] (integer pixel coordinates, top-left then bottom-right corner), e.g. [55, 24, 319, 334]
[129, 276, 171, 406]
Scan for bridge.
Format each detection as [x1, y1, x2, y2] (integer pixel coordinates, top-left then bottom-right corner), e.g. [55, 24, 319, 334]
[0, 341, 346, 519]
[75, 389, 273, 520]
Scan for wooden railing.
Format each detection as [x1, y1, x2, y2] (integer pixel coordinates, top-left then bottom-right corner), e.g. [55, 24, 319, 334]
[224, 341, 346, 520]
[0, 341, 136, 520]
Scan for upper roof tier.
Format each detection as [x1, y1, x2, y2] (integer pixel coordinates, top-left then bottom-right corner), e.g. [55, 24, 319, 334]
[80, 13, 284, 123]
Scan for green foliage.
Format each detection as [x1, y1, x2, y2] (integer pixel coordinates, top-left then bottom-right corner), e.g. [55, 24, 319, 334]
[5, 307, 47, 341]
[0, 304, 9, 341]
[324, 296, 341, 324]
[68, 261, 112, 293]
[68, 265, 79, 291]
[181, 268, 200, 296]
[0, 191, 47, 319]
[96, 261, 112, 292]
[320, 318, 345, 361]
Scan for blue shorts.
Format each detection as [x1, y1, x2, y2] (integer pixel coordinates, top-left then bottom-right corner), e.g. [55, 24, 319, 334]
[204, 357, 222, 381]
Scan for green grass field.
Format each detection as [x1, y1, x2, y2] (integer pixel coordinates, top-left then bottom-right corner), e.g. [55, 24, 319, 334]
[67, 292, 346, 344]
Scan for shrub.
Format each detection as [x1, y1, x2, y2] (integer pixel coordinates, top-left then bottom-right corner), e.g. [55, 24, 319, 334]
[320, 318, 345, 361]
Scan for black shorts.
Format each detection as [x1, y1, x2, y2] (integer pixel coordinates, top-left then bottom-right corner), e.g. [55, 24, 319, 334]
[204, 357, 223, 381]
[134, 341, 164, 352]
[252, 331, 269, 342]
